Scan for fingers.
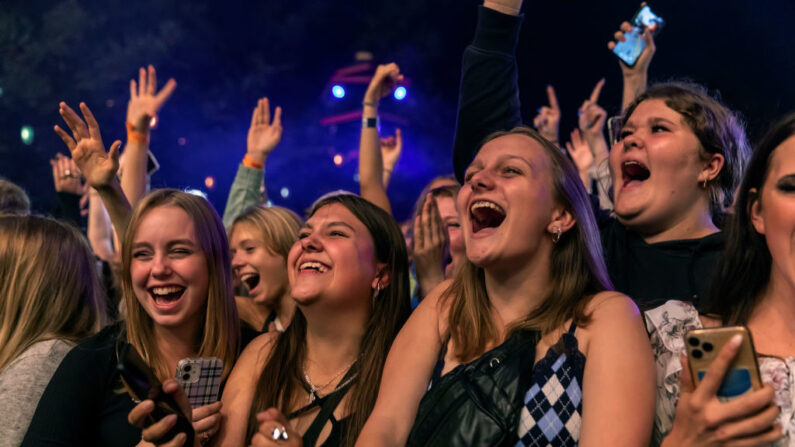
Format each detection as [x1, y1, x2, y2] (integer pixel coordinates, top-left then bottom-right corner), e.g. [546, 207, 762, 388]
[546, 85, 559, 111]
[130, 79, 137, 100]
[147, 65, 157, 96]
[79, 102, 102, 141]
[141, 414, 185, 446]
[589, 78, 605, 103]
[712, 385, 777, 428]
[427, 197, 443, 249]
[722, 424, 782, 447]
[571, 129, 583, 146]
[256, 407, 290, 427]
[713, 398, 780, 442]
[262, 97, 271, 126]
[272, 106, 282, 128]
[192, 401, 222, 422]
[161, 379, 193, 418]
[395, 128, 403, 147]
[250, 100, 260, 129]
[109, 140, 122, 170]
[59, 102, 88, 140]
[413, 201, 425, 251]
[128, 399, 156, 428]
[693, 334, 742, 401]
[613, 30, 626, 43]
[620, 21, 633, 33]
[53, 125, 77, 152]
[138, 67, 147, 98]
[154, 78, 177, 105]
[641, 27, 656, 54]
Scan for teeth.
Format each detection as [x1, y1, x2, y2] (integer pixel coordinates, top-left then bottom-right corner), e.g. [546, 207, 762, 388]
[240, 273, 257, 281]
[299, 262, 328, 273]
[470, 201, 505, 214]
[152, 286, 183, 296]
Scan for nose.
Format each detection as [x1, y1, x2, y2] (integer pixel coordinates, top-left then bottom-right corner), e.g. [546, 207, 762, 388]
[231, 250, 244, 270]
[621, 131, 643, 152]
[468, 169, 495, 191]
[300, 233, 322, 252]
[151, 254, 172, 277]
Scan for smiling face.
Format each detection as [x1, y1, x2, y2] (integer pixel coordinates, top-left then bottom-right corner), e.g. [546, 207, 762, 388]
[130, 206, 209, 332]
[435, 195, 464, 278]
[458, 133, 558, 268]
[751, 136, 795, 290]
[610, 99, 713, 235]
[230, 222, 289, 306]
[287, 203, 381, 309]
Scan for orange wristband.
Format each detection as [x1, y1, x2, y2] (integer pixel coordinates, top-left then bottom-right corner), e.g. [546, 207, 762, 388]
[126, 122, 149, 145]
[242, 154, 264, 169]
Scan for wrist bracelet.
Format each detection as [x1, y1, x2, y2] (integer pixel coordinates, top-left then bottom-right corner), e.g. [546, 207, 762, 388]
[242, 154, 264, 170]
[362, 117, 379, 129]
[125, 122, 149, 145]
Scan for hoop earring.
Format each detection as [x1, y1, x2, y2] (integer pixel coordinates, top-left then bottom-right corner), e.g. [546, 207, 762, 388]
[551, 226, 562, 244]
[371, 281, 382, 306]
[701, 179, 708, 189]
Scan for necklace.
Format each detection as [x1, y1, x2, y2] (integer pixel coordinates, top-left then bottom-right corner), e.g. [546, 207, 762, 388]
[303, 359, 356, 404]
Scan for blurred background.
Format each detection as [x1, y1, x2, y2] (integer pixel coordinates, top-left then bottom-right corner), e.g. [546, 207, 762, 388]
[1, 0, 793, 221]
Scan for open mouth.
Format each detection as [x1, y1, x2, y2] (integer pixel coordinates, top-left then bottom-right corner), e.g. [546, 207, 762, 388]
[240, 273, 261, 292]
[299, 261, 329, 273]
[621, 161, 650, 187]
[470, 200, 506, 234]
[149, 286, 185, 306]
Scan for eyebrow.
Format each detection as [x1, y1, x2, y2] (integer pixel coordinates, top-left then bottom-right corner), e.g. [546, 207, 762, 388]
[648, 117, 679, 127]
[302, 221, 356, 232]
[131, 239, 196, 249]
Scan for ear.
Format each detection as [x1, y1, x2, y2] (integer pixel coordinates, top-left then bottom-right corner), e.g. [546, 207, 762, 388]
[748, 188, 765, 235]
[372, 263, 391, 289]
[698, 152, 725, 184]
[546, 206, 576, 236]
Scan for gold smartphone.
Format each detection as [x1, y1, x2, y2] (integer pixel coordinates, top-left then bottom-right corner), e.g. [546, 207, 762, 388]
[685, 326, 763, 401]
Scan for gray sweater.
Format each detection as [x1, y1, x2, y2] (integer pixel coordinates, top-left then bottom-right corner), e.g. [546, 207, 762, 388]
[0, 339, 73, 447]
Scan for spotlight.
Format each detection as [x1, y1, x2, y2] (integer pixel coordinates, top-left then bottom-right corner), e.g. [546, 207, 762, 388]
[331, 85, 346, 99]
[394, 86, 407, 100]
[280, 187, 290, 198]
[20, 126, 33, 145]
[333, 154, 343, 166]
[204, 176, 216, 190]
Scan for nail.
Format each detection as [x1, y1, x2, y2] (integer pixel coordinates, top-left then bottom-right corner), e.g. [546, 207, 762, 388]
[729, 334, 743, 348]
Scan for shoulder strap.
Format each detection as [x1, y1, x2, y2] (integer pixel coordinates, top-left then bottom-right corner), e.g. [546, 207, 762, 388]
[567, 320, 577, 335]
[302, 365, 358, 447]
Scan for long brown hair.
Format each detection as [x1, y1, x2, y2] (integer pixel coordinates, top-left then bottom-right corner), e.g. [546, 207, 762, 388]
[0, 215, 106, 371]
[121, 189, 239, 380]
[445, 127, 612, 361]
[246, 193, 411, 446]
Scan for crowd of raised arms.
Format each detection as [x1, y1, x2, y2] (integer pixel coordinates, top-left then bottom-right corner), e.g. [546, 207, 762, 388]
[1, 1, 794, 446]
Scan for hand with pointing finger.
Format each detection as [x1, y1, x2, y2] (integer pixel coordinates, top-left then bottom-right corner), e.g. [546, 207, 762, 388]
[532, 85, 561, 145]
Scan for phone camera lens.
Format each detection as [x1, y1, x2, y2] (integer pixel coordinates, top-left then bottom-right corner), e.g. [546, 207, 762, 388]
[688, 337, 700, 347]
[182, 373, 190, 381]
[702, 342, 714, 352]
[692, 349, 703, 359]
[184, 365, 191, 372]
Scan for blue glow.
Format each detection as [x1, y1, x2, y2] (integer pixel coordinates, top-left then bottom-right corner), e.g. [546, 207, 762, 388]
[394, 86, 407, 100]
[280, 187, 290, 198]
[20, 126, 33, 145]
[331, 85, 346, 99]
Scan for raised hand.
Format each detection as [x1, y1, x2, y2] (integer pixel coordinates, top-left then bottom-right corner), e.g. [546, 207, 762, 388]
[413, 195, 447, 297]
[128, 380, 195, 447]
[607, 20, 656, 77]
[565, 129, 594, 188]
[250, 408, 301, 447]
[246, 97, 283, 165]
[364, 63, 404, 105]
[380, 128, 403, 174]
[127, 65, 177, 132]
[578, 78, 607, 138]
[54, 102, 122, 190]
[532, 85, 561, 145]
[661, 339, 781, 447]
[50, 152, 85, 195]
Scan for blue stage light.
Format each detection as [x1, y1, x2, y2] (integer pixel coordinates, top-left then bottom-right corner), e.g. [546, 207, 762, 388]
[332, 85, 346, 99]
[20, 126, 33, 145]
[394, 86, 407, 100]
[280, 187, 290, 198]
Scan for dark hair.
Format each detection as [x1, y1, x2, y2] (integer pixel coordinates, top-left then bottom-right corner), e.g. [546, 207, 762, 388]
[701, 112, 795, 324]
[622, 81, 751, 225]
[0, 179, 31, 216]
[445, 127, 613, 360]
[247, 194, 411, 446]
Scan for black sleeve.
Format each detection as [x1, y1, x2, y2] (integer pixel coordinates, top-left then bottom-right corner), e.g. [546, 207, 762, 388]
[51, 192, 82, 229]
[452, 6, 525, 182]
[21, 332, 117, 446]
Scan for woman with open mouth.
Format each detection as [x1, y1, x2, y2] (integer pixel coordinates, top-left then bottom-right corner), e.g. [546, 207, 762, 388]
[229, 206, 302, 334]
[22, 103, 239, 445]
[451, 0, 751, 312]
[357, 126, 655, 445]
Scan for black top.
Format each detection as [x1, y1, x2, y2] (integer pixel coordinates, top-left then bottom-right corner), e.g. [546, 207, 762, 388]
[21, 323, 141, 446]
[451, 6, 724, 309]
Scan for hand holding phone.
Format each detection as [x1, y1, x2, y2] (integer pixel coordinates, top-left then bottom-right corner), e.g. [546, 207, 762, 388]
[611, 4, 664, 67]
[118, 343, 195, 446]
[175, 357, 223, 409]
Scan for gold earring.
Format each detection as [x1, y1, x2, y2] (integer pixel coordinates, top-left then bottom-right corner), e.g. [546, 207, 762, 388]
[701, 179, 708, 189]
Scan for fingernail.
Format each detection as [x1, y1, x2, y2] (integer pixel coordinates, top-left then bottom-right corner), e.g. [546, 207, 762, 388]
[166, 414, 177, 424]
[729, 334, 742, 348]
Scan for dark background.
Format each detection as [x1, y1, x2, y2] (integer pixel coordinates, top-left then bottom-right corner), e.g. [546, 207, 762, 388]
[1, 0, 793, 221]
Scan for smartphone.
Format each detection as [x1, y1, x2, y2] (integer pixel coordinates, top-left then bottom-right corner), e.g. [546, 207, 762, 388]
[117, 343, 195, 445]
[685, 326, 763, 401]
[175, 357, 223, 409]
[612, 4, 665, 67]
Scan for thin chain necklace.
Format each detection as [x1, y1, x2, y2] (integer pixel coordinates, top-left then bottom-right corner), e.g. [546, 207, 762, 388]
[303, 359, 356, 404]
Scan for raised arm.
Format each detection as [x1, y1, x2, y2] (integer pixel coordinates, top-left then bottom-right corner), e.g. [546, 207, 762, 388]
[452, 0, 524, 182]
[356, 282, 447, 446]
[222, 97, 281, 230]
[359, 63, 404, 215]
[55, 102, 131, 237]
[380, 128, 402, 188]
[532, 85, 561, 146]
[123, 65, 176, 206]
[607, 18, 655, 112]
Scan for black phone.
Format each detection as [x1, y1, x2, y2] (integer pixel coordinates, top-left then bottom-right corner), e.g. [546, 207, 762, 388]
[117, 343, 195, 445]
[612, 4, 665, 67]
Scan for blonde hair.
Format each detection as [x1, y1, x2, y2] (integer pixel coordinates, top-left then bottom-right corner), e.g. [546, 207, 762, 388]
[445, 127, 612, 361]
[230, 206, 303, 259]
[121, 189, 239, 380]
[0, 216, 106, 372]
